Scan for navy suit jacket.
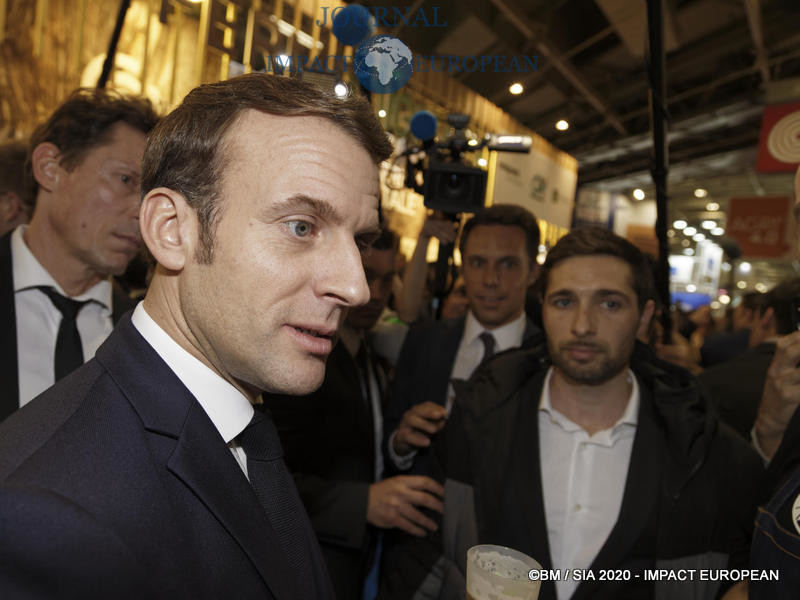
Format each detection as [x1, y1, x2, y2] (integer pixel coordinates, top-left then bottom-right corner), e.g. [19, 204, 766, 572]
[0, 315, 334, 599]
[383, 314, 540, 470]
[0, 231, 135, 423]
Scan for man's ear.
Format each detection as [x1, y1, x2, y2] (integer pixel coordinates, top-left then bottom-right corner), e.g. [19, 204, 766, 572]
[637, 299, 657, 340]
[30, 142, 62, 192]
[139, 187, 197, 272]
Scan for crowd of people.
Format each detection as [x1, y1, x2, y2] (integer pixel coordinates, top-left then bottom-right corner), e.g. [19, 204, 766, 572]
[0, 73, 797, 600]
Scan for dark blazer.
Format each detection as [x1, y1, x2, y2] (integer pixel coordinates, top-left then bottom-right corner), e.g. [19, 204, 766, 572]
[264, 340, 384, 600]
[383, 314, 539, 473]
[0, 315, 334, 599]
[698, 341, 776, 439]
[0, 231, 135, 422]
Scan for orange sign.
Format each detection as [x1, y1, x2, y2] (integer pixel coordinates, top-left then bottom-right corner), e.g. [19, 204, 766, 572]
[727, 196, 791, 257]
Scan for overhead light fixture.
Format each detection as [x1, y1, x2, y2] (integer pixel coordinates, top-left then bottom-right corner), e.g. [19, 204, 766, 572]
[633, 188, 645, 201]
[681, 239, 690, 247]
[555, 119, 569, 131]
[334, 82, 349, 98]
[694, 188, 708, 198]
[673, 220, 687, 229]
[721, 262, 731, 272]
[706, 202, 720, 212]
[467, 138, 479, 147]
[683, 248, 694, 256]
[739, 261, 751, 274]
[477, 157, 488, 167]
[711, 227, 724, 236]
[377, 109, 387, 118]
[719, 294, 731, 304]
[686, 284, 697, 292]
[693, 233, 705, 242]
[509, 82, 524, 95]
[701, 220, 716, 229]
[684, 226, 697, 236]
[755, 282, 767, 292]
[737, 281, 747, 289]
[667, 229, 675, 238]
[711, 301, 721, 309]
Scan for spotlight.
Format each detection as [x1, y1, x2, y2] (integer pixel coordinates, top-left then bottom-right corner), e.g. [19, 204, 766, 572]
[706, 202, 720, 211]
[673, 220, 687, 229]
[694, 188, 708, 198]
[377, 109, 387, 118]
[684, 226, 697, 236]
[633, 188, 645, 201]
[555, 119, 569, 131]
[509, 83, 524, 95]
[701, 220, 716, 230]
[334, 82, 349, 97]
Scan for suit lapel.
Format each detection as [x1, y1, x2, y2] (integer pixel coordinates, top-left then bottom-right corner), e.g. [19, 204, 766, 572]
[96, 317, 299, 599]
[0, 232, 19, 422]
[167, 402, 298, 598]
[573, 383, 665, 599]
[433, 317, 466, 406]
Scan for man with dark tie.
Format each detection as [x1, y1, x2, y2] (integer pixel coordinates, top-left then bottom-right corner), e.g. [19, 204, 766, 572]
[384, 203, 542, 474]
[0, 73, 392, 599]
[0, 89, 159, 422]
[265, 228, 444, 600]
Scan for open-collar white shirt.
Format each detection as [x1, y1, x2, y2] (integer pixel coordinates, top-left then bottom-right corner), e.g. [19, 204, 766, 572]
[131, 303, 254, 477]
[539, 366, 639, 600]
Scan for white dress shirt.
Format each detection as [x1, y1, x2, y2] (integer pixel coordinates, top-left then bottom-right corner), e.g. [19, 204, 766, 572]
[12, 226, 113, 407]
[131, 303, 255, 477]
[539, 367, 639, 600]
[388, 310, 528, 469]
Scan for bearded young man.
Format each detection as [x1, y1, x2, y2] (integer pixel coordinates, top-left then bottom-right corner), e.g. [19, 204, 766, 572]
[380, 226, 764, 600]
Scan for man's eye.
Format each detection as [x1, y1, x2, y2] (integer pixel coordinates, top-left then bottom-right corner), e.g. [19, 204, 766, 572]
[120, 174, 131, 184]
[287, 221, 313, 238]
[602, 300, 621, 310]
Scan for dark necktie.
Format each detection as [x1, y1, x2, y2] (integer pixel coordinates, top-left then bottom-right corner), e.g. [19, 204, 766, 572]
[479, 331, 496, 365]
[37, 286, 92, 381]
[236, 410, 314, 596]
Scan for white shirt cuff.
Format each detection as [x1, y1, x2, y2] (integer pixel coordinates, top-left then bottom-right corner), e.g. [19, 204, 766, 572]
[387, 429, 417, 471]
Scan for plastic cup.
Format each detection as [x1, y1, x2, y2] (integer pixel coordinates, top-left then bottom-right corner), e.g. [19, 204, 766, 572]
[466, 544, 541, 600]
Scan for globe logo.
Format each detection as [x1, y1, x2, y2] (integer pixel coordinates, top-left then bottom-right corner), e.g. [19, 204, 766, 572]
[353, 34, 413, 94]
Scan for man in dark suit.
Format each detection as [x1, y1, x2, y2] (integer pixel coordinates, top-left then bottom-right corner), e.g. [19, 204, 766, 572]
[0, 73, 393, 598]
[381, 227, 763, 600]
[384, 203, 541, 473]
[699, 277, 800, 439]
[0, 89, 158, 422]
[265, 229, 443, 599]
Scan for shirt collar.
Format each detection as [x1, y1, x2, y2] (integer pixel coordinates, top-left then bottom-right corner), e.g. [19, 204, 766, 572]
[539, 366, 640, 435]
[11, 225, 112, 308]
[131, 302, 254, 444]
[463, 309, 527, 352]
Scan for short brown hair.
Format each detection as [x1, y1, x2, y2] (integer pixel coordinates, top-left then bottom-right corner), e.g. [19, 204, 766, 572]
[535, 226, 655, 311]
[459, 203, 540, 266]
[142, 73, 393, 263]
[26, 88, 158, 206]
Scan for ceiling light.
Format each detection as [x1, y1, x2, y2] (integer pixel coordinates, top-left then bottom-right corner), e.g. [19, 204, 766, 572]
[711, 227, 724, 236]
[673, 220, 687, 229]
[736, 281, 747, 289]
[684, 226, 697, 236]
[755, 283, 767, 292]
[509, 83, 524, 95]
[721, 262, 731, 272]
[683, 248, 694, 256]
[377, 109, 387, 118]
[633, 188, 645, 201]
[686, 284, 697, 292]
[468, 138, 479, 146]
[334, 82, 349, 98]
[739, 261, 751, 274]
[706, 202, 720, 212]
[694, 188, 708, 198]
[555, 119, 569, 131]
[719, 294, 731, 304]
[681, 239, 690, 247]
[693, 233, 705, 242]
[667, 229, 675, 238]
[701, 220, 716, 230]
[711, 301, 721, 309]
[477, 158, 487, 167]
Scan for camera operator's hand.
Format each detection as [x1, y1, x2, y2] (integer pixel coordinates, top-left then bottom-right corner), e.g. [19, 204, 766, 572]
[393, 401, 448, 456]
[367, 475, 444, 537]
[754, 330, 800, 460]
[419, 215, 458, 245]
